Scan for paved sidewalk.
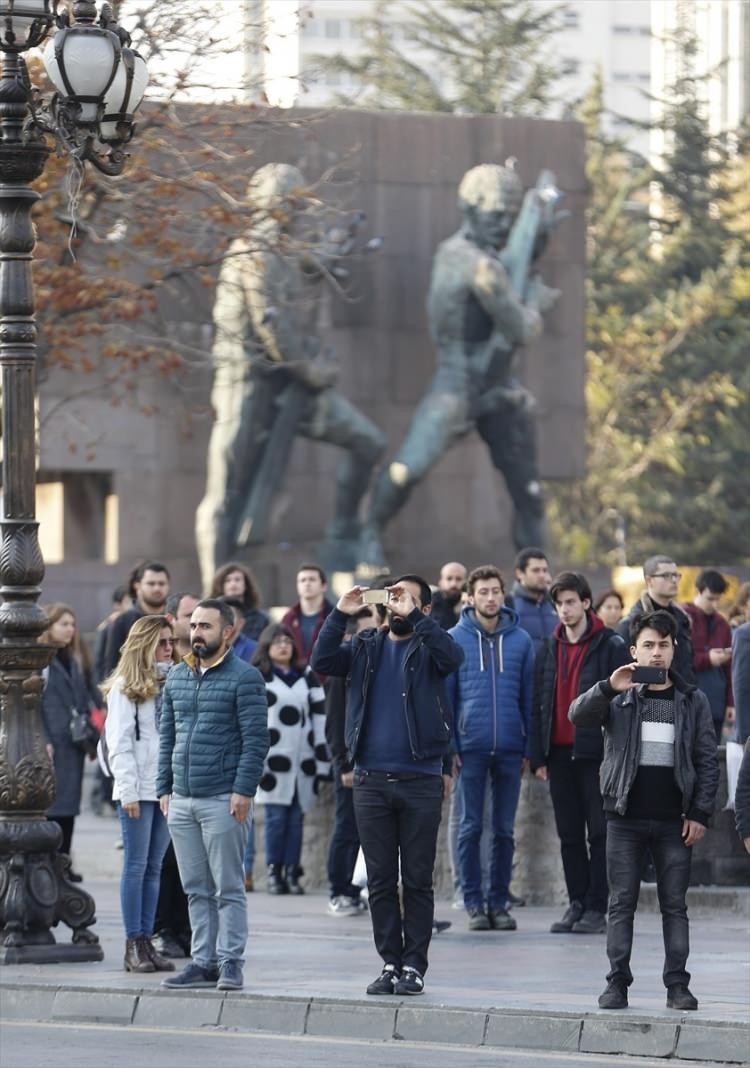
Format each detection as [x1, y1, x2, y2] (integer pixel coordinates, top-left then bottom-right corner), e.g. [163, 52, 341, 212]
[1, 807, 748, 1064]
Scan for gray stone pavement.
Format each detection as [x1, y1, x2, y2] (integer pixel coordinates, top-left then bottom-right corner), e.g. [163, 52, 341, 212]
[1, 803, 749, 1064]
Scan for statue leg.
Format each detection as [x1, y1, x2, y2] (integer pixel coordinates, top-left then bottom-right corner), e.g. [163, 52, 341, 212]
[476, 396, 545, 550]
[195, 367, 274, 592]
[300, 392, 386, 562]
[360, 390, 468, 569]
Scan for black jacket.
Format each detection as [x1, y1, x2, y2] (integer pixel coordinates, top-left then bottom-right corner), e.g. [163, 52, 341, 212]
[430, 590, 463, 631]
[324, 675, 351, 775]
[735, 739, 750, 842]
[617, 594, 695, 685]
[531, 620, 629, 769]
[311, 607, 464, 770]
[569, 673, 719, 825]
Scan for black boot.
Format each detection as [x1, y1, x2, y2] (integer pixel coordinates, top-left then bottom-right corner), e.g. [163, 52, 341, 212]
[287, 865, 305, 895]
[267, 864, 289, 895]
[124, 938, 155, 973]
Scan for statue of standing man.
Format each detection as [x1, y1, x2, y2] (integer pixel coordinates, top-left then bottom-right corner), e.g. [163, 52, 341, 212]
[359, 160, 563, 572]
[196, 163, 386, 590]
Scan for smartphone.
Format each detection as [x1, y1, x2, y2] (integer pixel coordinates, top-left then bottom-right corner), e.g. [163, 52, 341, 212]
[631, 666, 667, 685]
[362, 589, 390, 605]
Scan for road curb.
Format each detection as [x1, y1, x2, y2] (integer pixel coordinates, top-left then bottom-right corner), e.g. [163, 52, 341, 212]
[1, 982, 748, 1064]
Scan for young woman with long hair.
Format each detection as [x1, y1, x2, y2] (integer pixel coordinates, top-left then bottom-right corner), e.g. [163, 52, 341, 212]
[252, 623, 328, 895]
[39, 603, 95, 878]
[101, 614, 177, 973]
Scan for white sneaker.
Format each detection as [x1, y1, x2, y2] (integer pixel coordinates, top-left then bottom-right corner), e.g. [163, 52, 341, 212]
[328, 895, 367, 916]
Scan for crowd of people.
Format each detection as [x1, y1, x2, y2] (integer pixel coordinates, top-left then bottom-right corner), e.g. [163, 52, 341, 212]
[38, 549, 750, 1005]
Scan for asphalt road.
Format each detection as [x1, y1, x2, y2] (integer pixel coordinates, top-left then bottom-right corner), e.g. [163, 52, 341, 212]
[0, 1021, 708, 1068]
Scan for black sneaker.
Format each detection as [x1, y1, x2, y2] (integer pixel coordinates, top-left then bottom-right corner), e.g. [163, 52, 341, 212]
[394, 966, 424, 996]
[152, 929, 187, 959]
[488, 907, 517, 931]
[432, 919, 452, 935]
[161, 961, 219, 989]
[572, 909, 607, 934]
[467, 906, 491, 931]
[598, 980, 628, 1009]
[550, 900, 584, 933]
[666, 983, 698, 1010]
[367, 964, 399, 995]
[216, 960, 243, 991]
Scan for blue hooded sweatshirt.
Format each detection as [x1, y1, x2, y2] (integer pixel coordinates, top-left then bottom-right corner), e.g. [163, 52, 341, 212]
[448, 604, 534, 756]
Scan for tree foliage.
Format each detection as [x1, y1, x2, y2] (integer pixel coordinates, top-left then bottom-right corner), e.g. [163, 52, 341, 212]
[546, 62, 750, 566]
[310, 0, 569, 116]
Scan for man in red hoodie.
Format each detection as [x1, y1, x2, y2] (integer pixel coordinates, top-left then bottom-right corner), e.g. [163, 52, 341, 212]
[683, 569, 734, 743]
[531, 572, 629, 934]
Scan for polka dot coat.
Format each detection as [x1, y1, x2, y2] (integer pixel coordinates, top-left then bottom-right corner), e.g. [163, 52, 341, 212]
[255, 666, 329, 812]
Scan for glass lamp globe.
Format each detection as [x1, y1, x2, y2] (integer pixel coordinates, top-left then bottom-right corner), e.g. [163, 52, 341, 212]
[42, 25, 121, 124]
[100, 48, 148, 141]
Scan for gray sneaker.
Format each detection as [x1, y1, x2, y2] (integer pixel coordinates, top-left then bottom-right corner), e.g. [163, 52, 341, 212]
[488, 907, 517, 931]
[467, 906, 491, 931]
[550, 900, 584, 933]
[216, 960, 244, 991]
[572, 909, 607, 934]
[161, 961, 219, 989]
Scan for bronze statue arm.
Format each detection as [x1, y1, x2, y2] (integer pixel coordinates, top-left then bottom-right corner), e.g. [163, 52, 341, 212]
[471, 255, 541, 344]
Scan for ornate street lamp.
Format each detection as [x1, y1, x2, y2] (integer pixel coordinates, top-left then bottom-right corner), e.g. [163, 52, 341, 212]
[0, 0, 148, 964]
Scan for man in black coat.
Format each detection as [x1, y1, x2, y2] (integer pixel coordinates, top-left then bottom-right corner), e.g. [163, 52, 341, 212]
[570, 610, 718, 1013]
[531, 572, 629, 935]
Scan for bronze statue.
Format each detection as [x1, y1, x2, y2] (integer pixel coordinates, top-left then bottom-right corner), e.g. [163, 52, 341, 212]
[358, 160, 564, 571]
[195, 163, 385, 589]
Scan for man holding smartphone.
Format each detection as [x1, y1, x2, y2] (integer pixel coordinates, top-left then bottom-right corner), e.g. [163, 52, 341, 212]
[312, 577, 463, 996]
[570, 611, 718, 1012]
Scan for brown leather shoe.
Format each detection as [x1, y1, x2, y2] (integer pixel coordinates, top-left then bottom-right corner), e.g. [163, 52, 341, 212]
[140, 936, 175, 972]
[124, 937, 155, 973]
[244, 873, 254, 892]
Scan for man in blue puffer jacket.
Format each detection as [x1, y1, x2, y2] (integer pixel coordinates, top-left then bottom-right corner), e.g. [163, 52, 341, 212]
[449, 565, 534, 932]
[157, 599, 269, 993]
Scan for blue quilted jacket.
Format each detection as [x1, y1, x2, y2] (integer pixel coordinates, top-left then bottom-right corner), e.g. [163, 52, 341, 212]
[448, 605, 534, 756]
[156, 650, 269, 799]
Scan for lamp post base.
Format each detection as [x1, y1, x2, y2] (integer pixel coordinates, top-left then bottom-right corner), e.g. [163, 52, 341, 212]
[0, 818, 104, 966]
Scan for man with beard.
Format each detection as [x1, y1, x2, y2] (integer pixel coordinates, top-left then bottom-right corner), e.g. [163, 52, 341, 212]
[157, 600, 269, 991]
[312, 577, 463, 996]
[448, 566, 534, 932]
[104, 561, 171, 675]
[430, 561, 468, 630]
[507, 548, 557, 655]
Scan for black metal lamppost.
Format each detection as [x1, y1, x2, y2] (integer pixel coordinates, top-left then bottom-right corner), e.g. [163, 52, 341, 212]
[0, 0, 147, 964]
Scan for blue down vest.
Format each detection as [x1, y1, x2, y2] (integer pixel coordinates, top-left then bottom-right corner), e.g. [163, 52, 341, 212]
[156, 650, 269, 799]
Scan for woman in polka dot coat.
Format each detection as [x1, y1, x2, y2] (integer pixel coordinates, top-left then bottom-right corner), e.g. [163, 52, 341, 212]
[252, 623, 329, 894]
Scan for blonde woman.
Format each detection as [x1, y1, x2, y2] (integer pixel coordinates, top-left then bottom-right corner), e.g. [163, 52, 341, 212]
[101, 615, 176, 973]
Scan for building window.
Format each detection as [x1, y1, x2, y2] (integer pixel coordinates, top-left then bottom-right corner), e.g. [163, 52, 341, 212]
[562, 58, 580, 76]
[325, 18, 341, 38]
[562, 10, 580, 29]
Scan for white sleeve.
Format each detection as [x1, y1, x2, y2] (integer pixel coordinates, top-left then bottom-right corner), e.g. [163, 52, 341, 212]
[105, 684, 139, 806]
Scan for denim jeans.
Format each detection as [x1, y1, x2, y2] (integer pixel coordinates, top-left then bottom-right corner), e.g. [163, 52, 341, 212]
[243, 813, 256, 876]
[606, 817, 692, 988]
[448, 774, 492, 898]
[263, 796, 303, 868]
[117, 801, 171, 939]
[327, 769, 360, 898]
[168, 794, 249, 967]
[457, 750, 523, 910]
[353, 771, 443, 976]
[548, 746, 608, 914]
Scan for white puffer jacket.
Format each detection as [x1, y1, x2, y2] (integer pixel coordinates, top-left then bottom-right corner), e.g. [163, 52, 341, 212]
[105, 681, 159, 805]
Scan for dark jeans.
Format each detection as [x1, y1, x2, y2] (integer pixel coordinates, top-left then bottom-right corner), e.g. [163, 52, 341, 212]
[264, 796, 304, 868]
[606, 817, 692, 988]
[353, 771, 443, 976]
[457, 750, 522, 910]
[48, 815, 74, 856]
[327, 769, 360, 898]
[154, 841, 191, 944]
[548, 747, 608, 913]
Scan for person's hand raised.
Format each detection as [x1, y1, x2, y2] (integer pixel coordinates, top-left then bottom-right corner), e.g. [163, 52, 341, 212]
[386, 584, 417, 618]
[336, 586, 366, 615]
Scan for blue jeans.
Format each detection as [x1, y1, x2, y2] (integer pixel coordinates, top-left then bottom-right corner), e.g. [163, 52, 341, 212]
[327, 769, 360, 898]
[448, 774, 492, 898]
[117, 801, 171, 939]
[243, 813, 256, 876]
[606, 817, 692, 988]
[264, 796, 304, 868]
[168, 794, 249, 967]
[458, 750, 523, 910]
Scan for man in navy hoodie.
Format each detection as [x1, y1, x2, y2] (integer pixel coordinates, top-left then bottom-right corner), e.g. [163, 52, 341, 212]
[449, 565, 534, 932]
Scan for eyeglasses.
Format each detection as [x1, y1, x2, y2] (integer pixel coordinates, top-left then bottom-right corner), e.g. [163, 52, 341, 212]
[270, 637, 294, 646]
[651, 572, 681, 581]
[158, 638, 175, 648]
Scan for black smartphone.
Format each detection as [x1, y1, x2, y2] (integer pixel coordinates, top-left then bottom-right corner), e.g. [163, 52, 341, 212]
[631, 666, 667, 685]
